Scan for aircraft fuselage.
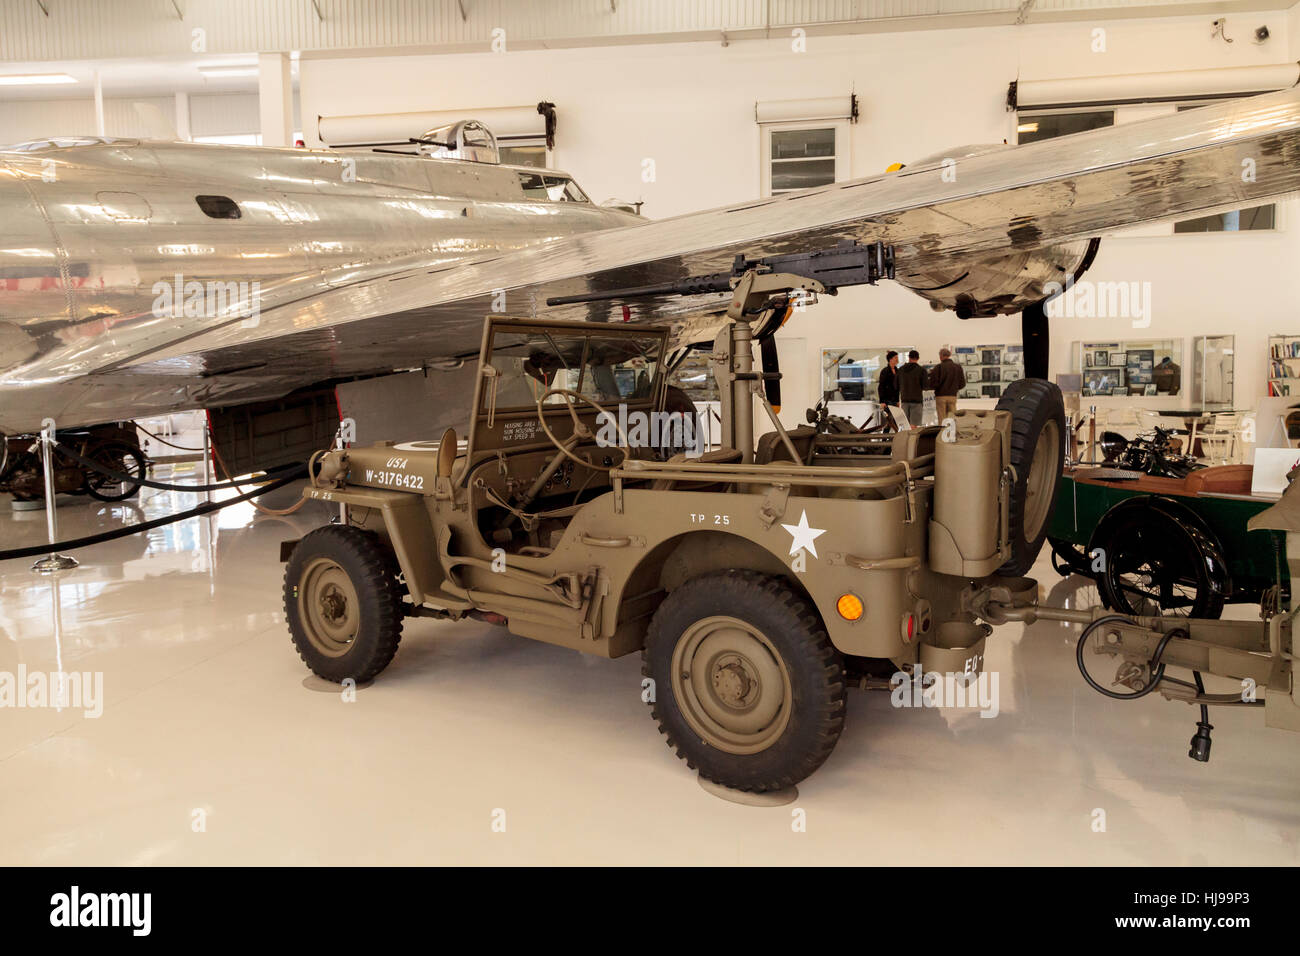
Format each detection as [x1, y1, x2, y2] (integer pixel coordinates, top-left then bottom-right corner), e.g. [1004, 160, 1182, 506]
[0, 138, 639, 434]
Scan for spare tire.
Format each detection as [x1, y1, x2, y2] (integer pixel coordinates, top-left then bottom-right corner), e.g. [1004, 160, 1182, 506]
[996, 378, 1065, 575]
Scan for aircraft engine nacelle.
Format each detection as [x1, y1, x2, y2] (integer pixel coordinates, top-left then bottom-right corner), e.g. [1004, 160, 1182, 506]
[891, 142, 1100, 319]
[898, 237, 1100, 319]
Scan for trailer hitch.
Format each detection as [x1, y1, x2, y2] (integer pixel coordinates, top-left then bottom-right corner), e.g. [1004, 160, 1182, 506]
[970, 583, 1278, 763]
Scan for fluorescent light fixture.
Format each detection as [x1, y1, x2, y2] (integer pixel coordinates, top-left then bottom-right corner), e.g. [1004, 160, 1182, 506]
[1017, 122, 1039, 133]
[0, 73, 77, 86]
[198, 65, 258, 78]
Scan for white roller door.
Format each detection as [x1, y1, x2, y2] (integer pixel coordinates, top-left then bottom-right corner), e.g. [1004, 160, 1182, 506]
[317, 103, 551, 147]
[1013, 63, 1300, 110]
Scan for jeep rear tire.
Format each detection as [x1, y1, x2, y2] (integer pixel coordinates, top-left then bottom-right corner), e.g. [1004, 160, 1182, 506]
[284, 525, 404, 683]
[996, 378, 1066, 576]
[642, 570, 846, 792]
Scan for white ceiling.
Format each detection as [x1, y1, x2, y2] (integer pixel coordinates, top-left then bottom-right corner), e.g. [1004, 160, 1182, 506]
[0, 0, 1291, 102]
[1, 0, 1294, 66]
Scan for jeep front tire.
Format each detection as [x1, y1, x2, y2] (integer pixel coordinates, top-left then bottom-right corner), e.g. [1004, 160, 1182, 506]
[284, 525, 404, 683]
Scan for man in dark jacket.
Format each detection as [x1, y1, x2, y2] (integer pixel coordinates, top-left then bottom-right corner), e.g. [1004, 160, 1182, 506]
[928, 347, 966, 421]
[877, 351, 900, 409]
[896, 349, 926, 426]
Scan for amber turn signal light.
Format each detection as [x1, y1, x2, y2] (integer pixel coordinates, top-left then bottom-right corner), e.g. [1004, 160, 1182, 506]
[836, 593, 864, 621]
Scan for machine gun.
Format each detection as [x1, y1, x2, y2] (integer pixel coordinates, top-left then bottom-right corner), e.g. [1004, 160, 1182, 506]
[546, 240, 896, 415]
[545, 239, 895, 308]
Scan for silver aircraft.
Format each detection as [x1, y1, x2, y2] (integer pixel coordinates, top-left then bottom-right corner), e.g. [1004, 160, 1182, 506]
[2, 92, 1300, 463]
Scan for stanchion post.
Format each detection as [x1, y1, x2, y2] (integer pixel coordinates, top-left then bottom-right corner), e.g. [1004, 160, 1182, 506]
[202, 425, 213, 505]
[1088, 404, 1097, 464]
[31, 417, 79, 574]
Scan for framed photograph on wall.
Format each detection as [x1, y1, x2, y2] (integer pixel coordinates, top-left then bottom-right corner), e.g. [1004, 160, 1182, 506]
[1093, 349, 1110, 368]
[1144, 383, 1158, 396]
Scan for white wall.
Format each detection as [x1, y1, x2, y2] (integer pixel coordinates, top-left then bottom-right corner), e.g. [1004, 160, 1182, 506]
[0, 94, 175, 141]
[0, 91, 269, 142]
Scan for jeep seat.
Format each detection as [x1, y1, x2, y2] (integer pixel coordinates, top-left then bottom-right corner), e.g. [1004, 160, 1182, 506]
[649, 447, 742, 491]
[755, 425, 816, 465]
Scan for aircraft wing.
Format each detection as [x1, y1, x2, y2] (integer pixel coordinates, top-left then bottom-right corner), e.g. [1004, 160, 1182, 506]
[5, 84, 1300, 432]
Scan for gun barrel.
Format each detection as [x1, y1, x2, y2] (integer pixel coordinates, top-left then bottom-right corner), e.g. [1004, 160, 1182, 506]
[544, 240, 894, 308]
[546, 272, 732, 306]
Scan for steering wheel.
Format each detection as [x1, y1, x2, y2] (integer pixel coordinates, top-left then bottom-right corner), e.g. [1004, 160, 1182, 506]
[536, 387, 632, 473]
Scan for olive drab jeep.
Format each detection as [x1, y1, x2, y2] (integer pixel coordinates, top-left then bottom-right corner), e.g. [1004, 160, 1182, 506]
[282, 266, 1300, 791]
[281, 265, 1065, 793]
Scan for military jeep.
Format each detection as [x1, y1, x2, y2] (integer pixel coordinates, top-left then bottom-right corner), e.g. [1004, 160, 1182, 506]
[283, 265, 1071, 793]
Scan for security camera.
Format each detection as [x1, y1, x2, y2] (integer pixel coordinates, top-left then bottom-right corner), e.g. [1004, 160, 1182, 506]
[1255, 25, 1270, 43]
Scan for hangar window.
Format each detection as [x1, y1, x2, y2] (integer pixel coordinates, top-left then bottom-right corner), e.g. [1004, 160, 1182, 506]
[1174, 204, 1275, 233]
[1018, 103, 1275, 232]
[500, 142, 547, 168]
[761, 123, 848, 196]
[1015, 109, 1114, 145]
[517, 172, 589, 203]
[1173, 102, 1275, 233]
[195, 195, 241, 219]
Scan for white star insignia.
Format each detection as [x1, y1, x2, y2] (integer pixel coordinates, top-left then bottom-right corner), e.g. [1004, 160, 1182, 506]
[781, 509, 827, 559]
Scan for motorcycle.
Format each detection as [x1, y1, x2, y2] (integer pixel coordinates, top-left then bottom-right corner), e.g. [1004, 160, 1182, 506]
[806, 391, 897, 436]
[0, 423, 148, 503]
[1100, 425, 1203, 478]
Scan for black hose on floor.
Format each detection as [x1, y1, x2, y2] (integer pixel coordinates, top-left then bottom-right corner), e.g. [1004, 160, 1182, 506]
[53, 440, 301, 493]
[133, 422, 206, 452]
[0, 471, 305, 562]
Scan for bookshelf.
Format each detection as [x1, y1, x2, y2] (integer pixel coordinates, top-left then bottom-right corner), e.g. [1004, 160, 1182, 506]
[1268, 334, 1300, 397]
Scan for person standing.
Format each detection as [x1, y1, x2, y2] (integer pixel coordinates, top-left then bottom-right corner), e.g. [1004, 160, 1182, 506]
[896, 349, 926, 426]
[877, 351, 900, 408]
[929, 347, 966, 422]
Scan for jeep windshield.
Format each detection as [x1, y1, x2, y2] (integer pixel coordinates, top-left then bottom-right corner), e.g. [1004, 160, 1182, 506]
[484, 326, 663, 411]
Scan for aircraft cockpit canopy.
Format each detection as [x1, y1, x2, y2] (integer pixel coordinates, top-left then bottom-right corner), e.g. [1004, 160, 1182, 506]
[413, 120, 499, 164]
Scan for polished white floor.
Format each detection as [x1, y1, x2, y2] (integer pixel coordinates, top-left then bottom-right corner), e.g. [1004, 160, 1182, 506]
[2, 473, 1298, 866]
